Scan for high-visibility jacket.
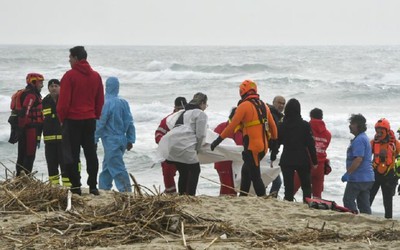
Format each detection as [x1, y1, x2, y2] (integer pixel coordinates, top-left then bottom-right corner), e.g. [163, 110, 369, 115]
[42, 94, 62, 143]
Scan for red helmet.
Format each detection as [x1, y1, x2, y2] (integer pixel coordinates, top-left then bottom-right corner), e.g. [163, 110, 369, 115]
[375, 118, 390, 131]
[239, 80, 257, 96]
[26, 73, 44, 85]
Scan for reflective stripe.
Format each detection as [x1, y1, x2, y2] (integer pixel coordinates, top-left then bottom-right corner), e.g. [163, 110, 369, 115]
[62, 177, 72, 187]
[49, 175, 60, 185]
[44, 135, 62, 141]
[43, 108, 51, 115]
[156, 127, 168, 134]
[234, 119, 262, 133]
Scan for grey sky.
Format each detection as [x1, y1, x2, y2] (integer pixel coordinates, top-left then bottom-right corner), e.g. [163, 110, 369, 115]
[1, 0, 399, 46]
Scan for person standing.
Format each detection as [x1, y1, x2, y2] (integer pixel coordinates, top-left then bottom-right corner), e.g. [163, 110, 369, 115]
[95, 77, 135, 192]
[267, 95, 285, 197]
[155, 96, 187, 194]
[57, 46, 104, 195]
[369, 118, 400, 218]
[342, 114, 374, 214]
[271, 98, 317, 202]
[42, 79, 71, 186]
[14, 73, 44, 176]
[293, 108, 331, 198]
[213, 108, 243, 196]
[211, 80, 278, 197]
[160, 93, 208, 196]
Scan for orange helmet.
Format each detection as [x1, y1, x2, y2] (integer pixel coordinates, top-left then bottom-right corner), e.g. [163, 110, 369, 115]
[239, 80, 257, 96]
[26, 73, 44, 85]
[375, 118, 390, 131]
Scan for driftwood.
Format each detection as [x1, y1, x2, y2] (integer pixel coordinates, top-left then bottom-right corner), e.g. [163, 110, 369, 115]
[1, 173, 400, 249]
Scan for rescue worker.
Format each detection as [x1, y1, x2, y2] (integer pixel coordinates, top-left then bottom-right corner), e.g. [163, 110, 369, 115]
[213, 108, 243, 196]
[155, 96, 187, 194]
[42, 79, 71, 186]
[57, 46, 104, 195]
[95, 77, 135, 192]
[15, 73, 44, 176]
[369, 118, 400, 219]
[211, 80, 278, 197]
[159, 92, 208, 196]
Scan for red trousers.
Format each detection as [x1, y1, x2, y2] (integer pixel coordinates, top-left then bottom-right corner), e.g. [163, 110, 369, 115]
[214, 161, 237, 196]
[161, 161, 177, 193]
[16, 127, 38, 176]
[293, 160, 325, 198]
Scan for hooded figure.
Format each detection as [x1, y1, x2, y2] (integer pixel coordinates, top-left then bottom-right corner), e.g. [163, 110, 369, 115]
[95, 76, 136, 192]
[271, 98, 317, 202]
[293, 108, 331, 198]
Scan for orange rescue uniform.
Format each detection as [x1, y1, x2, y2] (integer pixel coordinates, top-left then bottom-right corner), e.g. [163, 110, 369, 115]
[220, 97, 278, 166]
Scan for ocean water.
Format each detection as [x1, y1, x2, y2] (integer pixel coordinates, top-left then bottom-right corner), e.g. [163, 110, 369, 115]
[0, 45, 400, 218]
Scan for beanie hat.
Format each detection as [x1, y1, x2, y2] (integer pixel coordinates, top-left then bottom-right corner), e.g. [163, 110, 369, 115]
[48, 79, 60, 87]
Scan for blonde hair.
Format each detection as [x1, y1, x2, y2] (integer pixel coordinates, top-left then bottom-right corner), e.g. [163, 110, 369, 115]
[189, 92, 208, 106]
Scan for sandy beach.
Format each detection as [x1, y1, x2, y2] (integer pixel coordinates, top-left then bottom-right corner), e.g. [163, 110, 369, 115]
[1, 175, 400, 250]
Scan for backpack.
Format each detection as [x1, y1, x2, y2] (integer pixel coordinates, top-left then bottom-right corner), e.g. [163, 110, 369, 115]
[8, 89, 26, 144]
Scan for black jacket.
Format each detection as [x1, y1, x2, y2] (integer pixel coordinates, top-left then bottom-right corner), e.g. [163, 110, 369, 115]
[271, 99, 317, 167]
[42, 94, 62, 143]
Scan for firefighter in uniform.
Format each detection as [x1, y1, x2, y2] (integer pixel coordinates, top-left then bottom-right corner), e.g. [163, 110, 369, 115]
[42, 79, 71, 186]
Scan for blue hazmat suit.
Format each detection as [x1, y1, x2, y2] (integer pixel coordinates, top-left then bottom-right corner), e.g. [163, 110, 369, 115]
[95, 77, 136, 192]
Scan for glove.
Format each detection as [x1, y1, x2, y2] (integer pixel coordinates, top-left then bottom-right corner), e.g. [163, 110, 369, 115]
[270, 153, 276, 162]
[210, 136, 223, 151]
[127, 142, 133, 151]
[341, 173, 349, 183]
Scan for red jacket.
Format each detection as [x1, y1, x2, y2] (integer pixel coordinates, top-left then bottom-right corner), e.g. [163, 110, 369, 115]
[214, 121, 243, 145]
[18, 85, 43, 128]
[57, 60, 104, 123]
[155, 113, 172, 144]
[309, 118, 331, 162]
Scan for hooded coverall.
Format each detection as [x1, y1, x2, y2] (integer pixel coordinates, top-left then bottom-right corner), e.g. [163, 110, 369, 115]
[95, 77, 136, 192]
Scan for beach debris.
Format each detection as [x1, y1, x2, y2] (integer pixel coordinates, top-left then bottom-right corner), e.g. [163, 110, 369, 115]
[1, 174, 400, 249]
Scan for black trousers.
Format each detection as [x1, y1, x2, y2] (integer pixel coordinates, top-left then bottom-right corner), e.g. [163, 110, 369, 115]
[62, 119, 99, 189]
[45, 141, 69, 178]
[240, 150, 266, 197]
[370, 170, 398, 219]
[175, 162, 201, 196]
[281, 164, 311, 202]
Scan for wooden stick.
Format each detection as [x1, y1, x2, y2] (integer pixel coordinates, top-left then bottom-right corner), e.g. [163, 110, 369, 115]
[0, 161, 13, 179]
[203, 235, 219, 249]
[241, 225, 264, 238]
[65, 190, 72, 212]
[200, 175, 255, 197]
[2, 235, 22, 243]
[129, 173, 143, 197]
[181, 221, 187, 247]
